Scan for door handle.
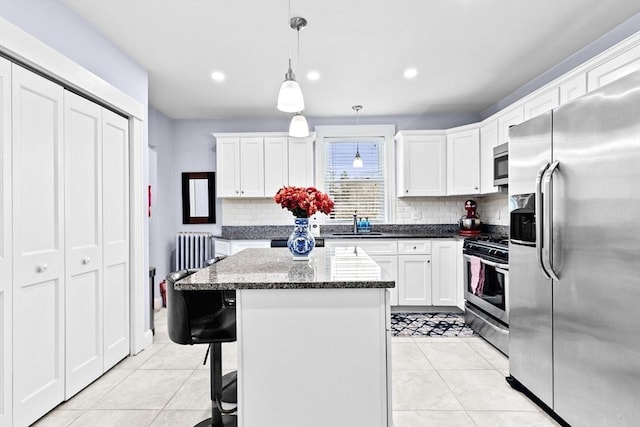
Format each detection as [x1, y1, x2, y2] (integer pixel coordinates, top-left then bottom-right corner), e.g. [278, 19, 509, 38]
[542, 161, 560, 281]
[535, 162, 551, 279]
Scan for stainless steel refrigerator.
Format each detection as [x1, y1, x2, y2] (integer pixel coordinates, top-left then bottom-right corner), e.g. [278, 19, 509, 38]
[508, 70, 640, 426]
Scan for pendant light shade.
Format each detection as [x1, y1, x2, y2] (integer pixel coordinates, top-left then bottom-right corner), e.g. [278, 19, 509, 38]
[278, 60, 305, 113]
[289, 112, 309, 137]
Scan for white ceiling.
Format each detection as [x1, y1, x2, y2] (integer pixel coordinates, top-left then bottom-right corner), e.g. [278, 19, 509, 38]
[63, 0, 640, 120]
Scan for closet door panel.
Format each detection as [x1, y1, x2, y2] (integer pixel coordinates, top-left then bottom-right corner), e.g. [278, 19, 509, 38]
[0, 56, 12, 427]
[64, 91, 104, 398]
[102, 110, 130, 370]
[11, 64, 65, 427]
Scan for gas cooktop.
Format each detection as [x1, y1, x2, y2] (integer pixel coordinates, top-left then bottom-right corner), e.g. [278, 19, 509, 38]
[463, 236, 509, 264]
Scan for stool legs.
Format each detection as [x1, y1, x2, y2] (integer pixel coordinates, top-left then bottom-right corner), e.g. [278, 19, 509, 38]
[195, 343, 237, 427]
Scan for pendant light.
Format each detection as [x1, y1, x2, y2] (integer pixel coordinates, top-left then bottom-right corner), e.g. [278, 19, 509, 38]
[277, 16, 307, 113]
[289, 112, 309, 137]
[352, 105, 363, 168]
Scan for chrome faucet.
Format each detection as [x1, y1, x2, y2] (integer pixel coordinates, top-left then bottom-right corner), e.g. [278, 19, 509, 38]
[352, 212, 358, 233]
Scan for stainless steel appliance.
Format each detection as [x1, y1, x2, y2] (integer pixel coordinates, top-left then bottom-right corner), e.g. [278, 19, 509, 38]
[493, 142, 508, 186]
[463, 237, 509, 354]
[508, 70, 640, 426]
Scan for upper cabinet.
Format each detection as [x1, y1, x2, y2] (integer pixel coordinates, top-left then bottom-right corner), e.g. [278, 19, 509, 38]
[587, 44, 640, 91]
[215, 133, 314, 198]
[559, 74, 587, 104]
[497, 106, 524, 145]
[523, 87, 559, 121]
[395, 131, 447, 197]
[446, 127, 480, 195]
[479, 120, 498, 194]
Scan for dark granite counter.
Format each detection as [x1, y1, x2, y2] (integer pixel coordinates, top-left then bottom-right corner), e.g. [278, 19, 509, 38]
[175, 247, 395, 291]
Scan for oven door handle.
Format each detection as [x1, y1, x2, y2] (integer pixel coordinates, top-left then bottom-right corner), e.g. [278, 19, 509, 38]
[536, 162, 551, 280]
[463, 254, 509, 270]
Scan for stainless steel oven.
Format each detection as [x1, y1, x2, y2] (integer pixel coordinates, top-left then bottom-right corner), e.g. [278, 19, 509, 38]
[463, 237, 509, 354]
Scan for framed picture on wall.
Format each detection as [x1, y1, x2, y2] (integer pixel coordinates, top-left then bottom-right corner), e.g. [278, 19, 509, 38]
[181, 172, 216, 224]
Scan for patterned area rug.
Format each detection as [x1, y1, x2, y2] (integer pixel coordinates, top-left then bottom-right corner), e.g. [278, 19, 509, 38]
[391, 312, 477, 337]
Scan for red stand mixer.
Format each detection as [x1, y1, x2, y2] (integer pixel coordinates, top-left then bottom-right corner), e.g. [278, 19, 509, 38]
[458, 199, 482, 237]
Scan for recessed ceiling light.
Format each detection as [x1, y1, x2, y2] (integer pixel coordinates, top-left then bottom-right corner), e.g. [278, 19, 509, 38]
[210, 71, 225, 82]
[307, 71, 321, 81]
[403, 68, 418, 79]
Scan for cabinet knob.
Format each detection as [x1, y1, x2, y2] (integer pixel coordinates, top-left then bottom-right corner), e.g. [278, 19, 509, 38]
[427, 260, 431, 263]
[235, 190, 239, 194]
[82, 257, 91, 265]
[474, 187, 478, 190]
[241, 190, 244, 194]
[405, 189, 409, 193]
[37, 264, 48, 273]
[413, 246, 417, 250]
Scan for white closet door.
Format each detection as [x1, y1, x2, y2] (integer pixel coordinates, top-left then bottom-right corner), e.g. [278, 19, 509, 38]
[0, 56, 12, 427]
[102, 109, 130, 370]
[64, 92, 104, 398]
[11, 64, 65, 427]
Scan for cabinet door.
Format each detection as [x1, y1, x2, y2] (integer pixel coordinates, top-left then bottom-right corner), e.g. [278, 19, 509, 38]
[239, 137, 264, 197]
[446, 128, 480, 195]
[11, 64, 65, 427]
[456, 240, 464, 310]
[431, 241, 457, 306]
[64, 92, 104, 398]
[288, 136, 314, 187]
[397, 134, 446, 196]
[398, 255, 432, 306]
[264, 137, 288, 196]
[102, 109, 130, 370]
[523, 88, 559, 120]
[480, 120, 498, 194]
[0, 56, 11, 427]
[371, 255, 398, 306]
[587, 44, 640, 91]
[559, 74, 587, 104]
[497, 106, 524, 145]
[216, 137, 241, 197]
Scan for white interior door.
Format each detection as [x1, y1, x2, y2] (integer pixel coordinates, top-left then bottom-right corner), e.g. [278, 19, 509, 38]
[11, 64, 65, 427]
[0, 56, 12, 427]
[64, 91, 104, 398]
[102, 109, 130, 370]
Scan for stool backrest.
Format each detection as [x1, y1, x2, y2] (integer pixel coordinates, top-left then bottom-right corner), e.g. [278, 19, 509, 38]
[166, 269, 199, 344]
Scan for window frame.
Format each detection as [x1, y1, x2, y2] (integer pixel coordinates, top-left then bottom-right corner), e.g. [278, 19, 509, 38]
[315, 124, 396, 224]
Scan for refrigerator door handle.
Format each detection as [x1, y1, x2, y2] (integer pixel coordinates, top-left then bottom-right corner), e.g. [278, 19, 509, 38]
[542, 161, 560, 281]
[536, 162, 552, 279]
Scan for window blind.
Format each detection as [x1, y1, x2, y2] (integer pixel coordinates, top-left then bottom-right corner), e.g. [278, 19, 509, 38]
[324, 137, 386, 222]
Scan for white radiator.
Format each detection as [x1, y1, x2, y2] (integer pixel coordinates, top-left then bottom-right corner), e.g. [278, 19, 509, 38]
[175, 232, 213, 270]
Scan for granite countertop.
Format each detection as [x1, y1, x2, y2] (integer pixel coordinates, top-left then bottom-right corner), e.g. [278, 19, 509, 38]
[175, 247, 396, 291]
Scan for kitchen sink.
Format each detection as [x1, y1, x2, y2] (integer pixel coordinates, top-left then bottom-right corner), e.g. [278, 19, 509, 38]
[330, 232, 385, 237]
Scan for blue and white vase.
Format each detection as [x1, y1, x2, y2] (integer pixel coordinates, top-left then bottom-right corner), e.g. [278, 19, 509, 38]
[287, 217, 315, 260]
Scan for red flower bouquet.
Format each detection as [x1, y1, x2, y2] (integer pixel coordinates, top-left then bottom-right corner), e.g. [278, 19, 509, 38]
[274, 186, 334, 218]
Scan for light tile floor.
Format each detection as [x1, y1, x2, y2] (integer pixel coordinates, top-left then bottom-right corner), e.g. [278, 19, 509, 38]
[34, 309, 559, 427]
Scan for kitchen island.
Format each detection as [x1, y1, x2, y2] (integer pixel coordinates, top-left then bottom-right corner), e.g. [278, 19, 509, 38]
[176, 247, 395, 427]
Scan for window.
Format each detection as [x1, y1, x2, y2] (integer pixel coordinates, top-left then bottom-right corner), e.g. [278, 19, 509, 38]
[316, 125, 395, 223]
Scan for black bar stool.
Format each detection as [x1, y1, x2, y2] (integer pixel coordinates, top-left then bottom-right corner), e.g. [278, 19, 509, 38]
[167, 268, 237, 427]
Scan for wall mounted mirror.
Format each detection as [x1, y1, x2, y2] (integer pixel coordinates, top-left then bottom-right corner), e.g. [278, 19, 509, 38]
[182, 172, 216, 224]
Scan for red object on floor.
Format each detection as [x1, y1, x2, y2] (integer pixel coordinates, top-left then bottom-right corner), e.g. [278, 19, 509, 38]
[159, 280, 167, 307]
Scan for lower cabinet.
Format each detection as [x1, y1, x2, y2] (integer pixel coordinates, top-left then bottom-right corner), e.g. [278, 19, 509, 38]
[431, 240, 458, 306]
[398, 254, 432, 305]
[214, 239, 270, 257]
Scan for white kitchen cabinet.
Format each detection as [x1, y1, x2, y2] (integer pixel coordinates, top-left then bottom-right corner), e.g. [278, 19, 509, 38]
[398, 254, 432, 306]
[446, 128, 480, 195]
[479, 120, 499, 194]
[397, 239, 432, 306]
[325, 239, 399, 305]
[497, 106, 524, 145]
[216, 136, 265, 197]
[288, 136, 314, 187]
[395, 131, 447, 196]
[214, 239, 270, 257]
[0, 56, 12, 427]
[559, 74, 587, 104]
[523, 87, 559, 120]
[264, 136, 288, 196]
[12, 64, 65, 427]
[431, 240, 458, 306]
[456, 239, 464, 311]
[587, 44, 640, 91]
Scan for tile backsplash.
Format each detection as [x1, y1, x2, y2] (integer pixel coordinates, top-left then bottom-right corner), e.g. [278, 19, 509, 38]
[222, 193, 509, 226]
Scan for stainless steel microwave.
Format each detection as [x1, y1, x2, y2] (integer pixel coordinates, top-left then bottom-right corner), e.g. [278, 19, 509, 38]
[493, 143, 508, 186]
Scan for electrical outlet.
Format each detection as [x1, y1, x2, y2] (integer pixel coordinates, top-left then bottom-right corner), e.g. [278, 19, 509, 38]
[411, 211, 421, 220]
[495, 211, 501, 220]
